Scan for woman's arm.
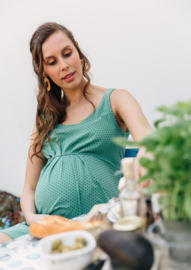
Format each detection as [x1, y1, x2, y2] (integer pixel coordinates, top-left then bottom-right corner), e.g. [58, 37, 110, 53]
[20, 121, 49, 225]
[111, 89, 153, 181]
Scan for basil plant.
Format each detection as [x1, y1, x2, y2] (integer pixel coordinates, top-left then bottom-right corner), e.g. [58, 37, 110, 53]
[113, 99, 191, 221]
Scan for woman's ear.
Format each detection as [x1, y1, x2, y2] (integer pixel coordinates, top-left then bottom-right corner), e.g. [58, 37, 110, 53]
[76, 41, 79, 46]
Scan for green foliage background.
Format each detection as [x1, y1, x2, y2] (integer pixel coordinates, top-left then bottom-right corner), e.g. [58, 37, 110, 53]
[113, 100, 191, 221]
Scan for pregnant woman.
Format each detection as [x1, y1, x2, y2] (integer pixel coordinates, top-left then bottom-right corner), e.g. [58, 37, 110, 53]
[0, 22, 152, 243]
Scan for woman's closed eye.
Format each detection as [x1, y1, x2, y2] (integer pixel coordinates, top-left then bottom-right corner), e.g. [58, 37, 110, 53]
[48, 52, 72, 65]
[49, 60, 56, 66]
[64, 52, 72, 58]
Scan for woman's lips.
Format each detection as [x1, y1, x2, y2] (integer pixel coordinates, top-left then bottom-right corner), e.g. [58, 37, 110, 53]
[62, 72, 75, 82]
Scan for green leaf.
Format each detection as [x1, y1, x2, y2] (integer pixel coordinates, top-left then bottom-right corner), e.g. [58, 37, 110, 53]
[138, 174, 153, 182]
[154, 118, 166, 128]
[184, 192, 191, 220]
[157, 105, 168, 112]
[144, 185, 158, 195]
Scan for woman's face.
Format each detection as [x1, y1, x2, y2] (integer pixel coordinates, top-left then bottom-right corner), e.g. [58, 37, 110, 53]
[42, 31, 83, 91]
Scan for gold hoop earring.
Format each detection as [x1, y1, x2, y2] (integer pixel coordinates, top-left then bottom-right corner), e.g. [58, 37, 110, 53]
[43, 75, 51, 91]
[81, 59, 90, 73]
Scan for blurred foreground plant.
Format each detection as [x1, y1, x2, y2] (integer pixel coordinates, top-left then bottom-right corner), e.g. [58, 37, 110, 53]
[113, 99, 191, 221]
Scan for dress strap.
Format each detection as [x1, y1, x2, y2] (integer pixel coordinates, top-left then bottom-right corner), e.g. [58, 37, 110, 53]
[96, 88, 129, 136]
[95, 88, 116, 114]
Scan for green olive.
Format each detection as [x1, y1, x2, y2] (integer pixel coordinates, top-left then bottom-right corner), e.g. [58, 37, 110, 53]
[76, 237, 87, 246]
[50, 237, 87, 254]
[52, 239, 62, 250]
[61, 246, 71, 252]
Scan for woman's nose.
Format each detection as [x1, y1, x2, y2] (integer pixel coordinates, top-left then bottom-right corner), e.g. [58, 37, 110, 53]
[60, 58, 69, 70]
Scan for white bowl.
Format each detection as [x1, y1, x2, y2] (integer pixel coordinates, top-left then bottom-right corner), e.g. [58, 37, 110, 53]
[38, 230, 96, 270]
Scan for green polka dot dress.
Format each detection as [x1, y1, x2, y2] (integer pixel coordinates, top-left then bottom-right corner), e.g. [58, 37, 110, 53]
[1, 88, 129, 239]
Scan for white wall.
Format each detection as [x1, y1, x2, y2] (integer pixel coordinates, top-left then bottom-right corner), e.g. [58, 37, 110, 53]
[0, 0, 191, 197]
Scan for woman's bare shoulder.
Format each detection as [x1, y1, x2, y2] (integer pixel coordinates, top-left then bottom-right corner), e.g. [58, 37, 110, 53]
[111, 88, 132, 98]
[90, 85, 109, 96]
[88, 85, 109, 105]
[110, 88, 134, 106]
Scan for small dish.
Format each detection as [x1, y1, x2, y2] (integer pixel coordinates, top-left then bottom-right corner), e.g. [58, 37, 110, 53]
[38, 230, 96, 270]
[107, 203, 120, 223]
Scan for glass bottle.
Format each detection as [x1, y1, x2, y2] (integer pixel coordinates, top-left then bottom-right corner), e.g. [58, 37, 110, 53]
[115, 158, 146, 231]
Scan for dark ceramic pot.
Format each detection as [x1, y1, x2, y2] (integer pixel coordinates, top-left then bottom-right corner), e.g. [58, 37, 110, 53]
[162, 219, 191, 264]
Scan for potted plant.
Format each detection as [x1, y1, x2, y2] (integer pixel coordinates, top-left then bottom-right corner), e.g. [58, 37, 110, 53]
[113, 99, 191, 266]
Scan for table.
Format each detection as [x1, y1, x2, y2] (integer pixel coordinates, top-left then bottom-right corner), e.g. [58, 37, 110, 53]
[0, 234, 47, 270]
[0, 212, 173, 270]
[0, 214, 88, 270]
[0, 234, 170, 270]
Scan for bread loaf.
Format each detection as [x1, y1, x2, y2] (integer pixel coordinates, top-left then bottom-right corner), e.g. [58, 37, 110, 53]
[29, 215, 107, 238]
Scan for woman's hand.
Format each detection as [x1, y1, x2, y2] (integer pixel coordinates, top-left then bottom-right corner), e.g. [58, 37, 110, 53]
[134, 147, 153, 188]
[84, 203, 108, 222]
[134, 147, 148, 188]
[26, 213, 51, 226]
[118, 147, 153, 191]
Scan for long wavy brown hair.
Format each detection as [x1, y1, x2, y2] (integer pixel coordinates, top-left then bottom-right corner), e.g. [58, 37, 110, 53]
[29, 22, 92, 162]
